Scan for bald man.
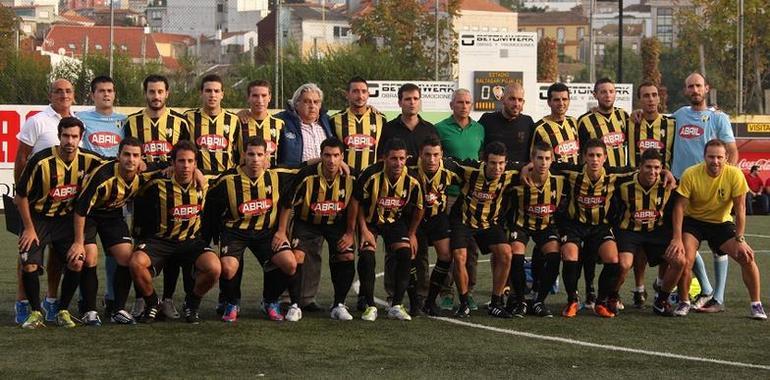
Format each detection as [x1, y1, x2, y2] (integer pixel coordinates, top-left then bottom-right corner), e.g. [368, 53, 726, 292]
[479, 83, 534, 163]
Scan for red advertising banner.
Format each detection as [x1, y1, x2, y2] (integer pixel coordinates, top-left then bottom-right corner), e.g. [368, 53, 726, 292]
[737, 151, 770, 183]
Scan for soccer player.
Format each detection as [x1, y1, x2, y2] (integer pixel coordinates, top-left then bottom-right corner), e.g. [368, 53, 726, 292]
[666, 139, 766, 320]
[351, 138, 424, 321]
[129, 141, 221, 324]
[479, 82, 534, 163]
[446, 141, 520, 318]
[507, 142, 568, 317]
[276, 137, 357, 321]
[204, 136, 299, 322]
[17, 117, 103, 329]
[614, 149, 684, 316]
[531, 83, 580, 165]
[331, 76, 386, 171]
[235, 80, 284, 167]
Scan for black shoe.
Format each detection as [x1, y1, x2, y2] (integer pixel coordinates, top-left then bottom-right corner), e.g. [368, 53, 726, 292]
[422, 302, 440, 317]
[410, 303, 426, 318]
[653, 297, 674, 317]
[632, 290, 647, 309]
[488, 303, 513, 319]
[138, 304, 160, 324]
[510, 302, 527, 318]
[356, 296, 367, 312]
[301, 302, 322, 312]
[532, 302, 553, 318]
[455, 303, 471, 318]
[103, 299, 116, 316]
[183, 303, 201, 324]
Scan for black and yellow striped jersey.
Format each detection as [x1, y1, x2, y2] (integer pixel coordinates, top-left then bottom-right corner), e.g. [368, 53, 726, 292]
[446, 159, 521, 230]
[17, 146, 104, 218]
[577, 108, 629, 167]
[553, 164, 635, 225]
[531, 116, 580, 164]
[184, 108, 241, 175]
[331, 106, 386, 171]
[75, 160, 165, 217]
[615, 174, 673, 232]
[134, 177, 206, 241]
[281, 163, 355, 225]
[353, 161, 423, 225]
[123, 108, 190, 163]
[234, 114, 284, 167]
[410, 159, 463, 219]
[627, 114, 676, 170]
[510, 173, 568, 231]
[206, 166, 297, 231]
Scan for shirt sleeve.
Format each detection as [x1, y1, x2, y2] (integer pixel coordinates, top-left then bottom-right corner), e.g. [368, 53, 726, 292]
[732, 168, 749, 196]
[16, 117, 40, 147]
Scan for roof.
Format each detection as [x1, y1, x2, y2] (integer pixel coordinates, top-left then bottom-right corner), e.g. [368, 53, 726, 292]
[57, 10, 96, 25]
[624, 4, 651, 12]
[152, 32, 196, 45]
[517, 11, 588, 26]
[458, 0, 514, 13]
[221, 30, 255, 39]
[289, 4, 348, 22]
[42, 25, 160, 59]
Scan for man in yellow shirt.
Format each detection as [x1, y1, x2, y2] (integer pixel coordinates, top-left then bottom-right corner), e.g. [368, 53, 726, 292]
[667, 139, 766, 320]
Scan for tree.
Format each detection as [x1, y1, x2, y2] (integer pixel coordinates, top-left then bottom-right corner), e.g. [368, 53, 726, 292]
[0, 5, 19, 69]
[641, 37, 667, 111]
[537, 37, 558, 82]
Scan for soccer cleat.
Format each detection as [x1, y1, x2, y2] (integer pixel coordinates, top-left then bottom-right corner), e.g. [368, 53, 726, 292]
[183, 303, 201, 324]
[594, 303, 616, 318]
[330, 304, 354, 321]
[285, 304, 303, 322]
[691, 293, 713, 310]
[265, 302, 284, 321]
[83, 311, 102, 326]
[673, 302, 691, 317]
[583, 293, 596, 311]
[56, 310, 77, 328]
[455, 303, 471, 319]
[467, 294, 479, 311]
[21, 311, 46, 329]
[439, 295, 454, 311]
[361, 306, 378, 321]
[41, 298, 59, 323]
[387, 304, 412, 321]
[356, 296, 367, 312]
[696, 298, 724, 313]
[130, 298, 146, 319]
[421, 302, 440, 317]
[652, 298, 674, 317]
[222, 303, 239, 323]
[532, 302, 553, 318]
[14, 300, 30, 325]
[138, 304, 160, 324]
[632, 290, 647, 308]
[160, 298, 180, 320]
[561, 301, 579, 318]
[110, 310, 137, 325]
[489, 303, 513, 319]
[509, 302, 527, 318]
[750, 304, 768, 320]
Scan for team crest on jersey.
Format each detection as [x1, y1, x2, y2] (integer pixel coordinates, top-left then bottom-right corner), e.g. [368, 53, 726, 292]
[223, 125, 230, 135]
[370, 124, 378, 133]
[718, 188, 726, 200]
[265, 185, 272, 195]
[338, 188, 345, 198]
[166, 127, 173, 137]
[270, 128, 277, 137]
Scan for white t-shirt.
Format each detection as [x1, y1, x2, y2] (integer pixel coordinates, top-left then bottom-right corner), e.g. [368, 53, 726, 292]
[16, 105, 71, 155]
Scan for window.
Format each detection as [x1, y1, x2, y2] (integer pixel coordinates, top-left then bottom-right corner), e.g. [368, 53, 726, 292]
[217, 4, 224, 12]
[656, 7, 673, 46]
[333, 26, 351, 39]
[68, 43, 76, 49]
[537, 28, 544, 40]
[596, 43, 605, 56]
[557, 27, 565, 44]
[577, 27, 585, 41]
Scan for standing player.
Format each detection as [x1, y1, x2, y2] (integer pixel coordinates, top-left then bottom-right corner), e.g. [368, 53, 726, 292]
[236, 80, 284, 167]
[352, 138, 424, 321]
[129, 141, 220, 324]
[531, 83, 580, 165]
[331, 77, 386, 171]
[17, 117, 103, 329]
[276, 138, 357, 321]
[666, 139, 765, 319]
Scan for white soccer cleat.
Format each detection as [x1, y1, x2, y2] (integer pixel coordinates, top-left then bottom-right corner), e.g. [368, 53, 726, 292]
[330, 304, 353, 321]
[285, 303, 303, 322]
[361, 306, 378, 321]
[386, 304, 412, 321]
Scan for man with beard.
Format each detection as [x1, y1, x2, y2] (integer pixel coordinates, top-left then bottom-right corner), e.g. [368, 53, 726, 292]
[479, 82, 534, 163]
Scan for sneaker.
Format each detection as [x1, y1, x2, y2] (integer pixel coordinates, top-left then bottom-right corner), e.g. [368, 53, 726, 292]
[696, 298, 724, 313]
[673, 302, 691, 317]
[632, 290, 647, 308]
[583, 293, 596, 310]
[183, 303, 201, 324]
[691, 293, 713, 310]
[103, 298, 116, 317]
[594, 303, 616, 318]
[110, 310, 136, 325]
[467, 294, 479, 311]
[130, 298, 145, 319]
[21, 310, 45, 329]
[56, 310, 77, 328]
[387, 304, 412, 321]
[455, 303, 471, 318]
[750, 303, 768, 320]
[356, 296, 367, 312]
[301, 302, 322, 312]
[14, 300, 30, 325]
[652, 298, 674, 317]
[532, 302, 553, 318]
[265, 302, 284, 321]
[160, 299, 180, 319]
[330, 304, 353, 321]
[488, 303, 513, 319]
[562, 301, 579, 318]
[138, 303, 160, 324]
[222, 303, 239, 323]
[421, 302, 440, 317]
[83, 311, 102, 326]
[362, 306, 378, 321]
[285, 304, 302, 322]
[41, 298, 59, 322]
[439, 295, 454, 310]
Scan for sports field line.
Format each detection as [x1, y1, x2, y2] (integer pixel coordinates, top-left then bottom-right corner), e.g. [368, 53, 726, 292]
[351, 261, 770, 372]
[746, 233, 770, 239]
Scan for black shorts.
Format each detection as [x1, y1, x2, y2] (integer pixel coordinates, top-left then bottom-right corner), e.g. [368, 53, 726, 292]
[220, 228, 290, 269]
[19, 213, 73, 270]
[292, 219, 354, 256]
[682, 217, 736, 256]
[450, 219, 507, 254]
[84, 212, 132, 250]
[616, 229, 671, 267]
[420, 214, 451, 243]
[508, 225, 560, 248]
[367, 219, 410, 248]
[560, 220, 615, 247]
[135, 237, 213, 277]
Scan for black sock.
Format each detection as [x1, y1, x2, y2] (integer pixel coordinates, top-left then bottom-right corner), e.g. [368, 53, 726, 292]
[330, 260, 354, 305]
[185, 292, 202, 312]
[133, 282, 142, 300]
[221, 275, 237, 304]
[598, 263, 620, 302]
[427, 260, 451, 305]
[233, 258, 244, 305]
[406, 259, 419, 307]
[458, 292, 469, 305]
[357, 250, 376, 307]
[657, 290, 671, 303]
[21, 271, 41, 311]
[162, 263, 180, 300]
[509, 255, 526, 304]
[114, 265, 131, 311]
[182, 262, 195, 296]
[531, 250, 545, 294]
[59, 268, 81, 310]
[288, 263, 303, 305]
[81, 266, 98, 311]
[537, 253, 561, 303]
[563, 260, 580, 303]
[582, 255, 596, 295]
[491, 294, 503, 307]
[263, 269, 288, 304]
[144, 291, 159, 308]
[392, 247, 412, 305]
